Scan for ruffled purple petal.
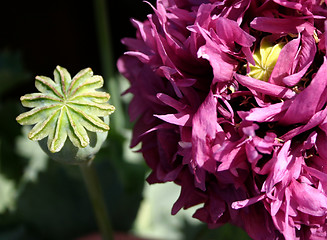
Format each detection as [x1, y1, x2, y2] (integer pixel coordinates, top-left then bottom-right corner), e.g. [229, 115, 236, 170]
[280, 57, 327, 125]
[118, 0, 327, 239]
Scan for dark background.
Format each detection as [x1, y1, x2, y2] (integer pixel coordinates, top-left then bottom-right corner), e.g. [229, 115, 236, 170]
[0, 0, 154, 97]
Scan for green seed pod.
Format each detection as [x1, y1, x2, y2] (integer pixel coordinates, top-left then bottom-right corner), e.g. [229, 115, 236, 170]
[16, 66, 115, 164]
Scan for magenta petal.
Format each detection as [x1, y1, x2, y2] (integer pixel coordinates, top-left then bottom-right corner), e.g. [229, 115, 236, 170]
[272, 0, 303, 10]
[246, 142, 262, 165]
[242, 101, 292, 122]
[271, 188, 297, 240]
[282, 32, 316, 86]
[281, 108, 327, 141]
[154, 112, 191, 126]
[157, 93, 187, 112]
[250, 17, 315, 35]
[196, 16, 255, 82]
[212, 17, 255, 65]
[197, 40, 235, 82]
[263, 140, 291, 193]
[192, 194, 226, 225]
[291, 179, 327, 216]
[253, 135, 276, 154]
[217, 144, 247, 176]
[171, 170, 206, 215]
[270, 36, 300, 86]
[234, 73, 296, 99]
[270, 186, 285, 216]
[214, 17, 256, 48]
[304, 165, 327, 183]
[280, 57, 327, 125]
[129, 18, 157, 51]
[232, 194, 265, 210]
[215, 0, 252, 24]
[192, 91, 222, 168]
[316, 131, 327, 159]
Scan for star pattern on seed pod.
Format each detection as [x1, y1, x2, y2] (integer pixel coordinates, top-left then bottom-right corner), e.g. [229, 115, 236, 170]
[16, 66, 115, 153]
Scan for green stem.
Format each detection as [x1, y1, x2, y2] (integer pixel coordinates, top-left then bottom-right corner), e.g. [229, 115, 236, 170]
[93, 0, 124, 133]
[80, 162, 114, 240]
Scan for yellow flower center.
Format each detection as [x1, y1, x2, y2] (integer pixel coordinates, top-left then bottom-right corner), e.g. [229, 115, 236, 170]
[248, 38, 284, 82]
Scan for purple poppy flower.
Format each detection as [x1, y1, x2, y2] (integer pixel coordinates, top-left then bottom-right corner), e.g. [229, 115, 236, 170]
[118, 0, 327, 239]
